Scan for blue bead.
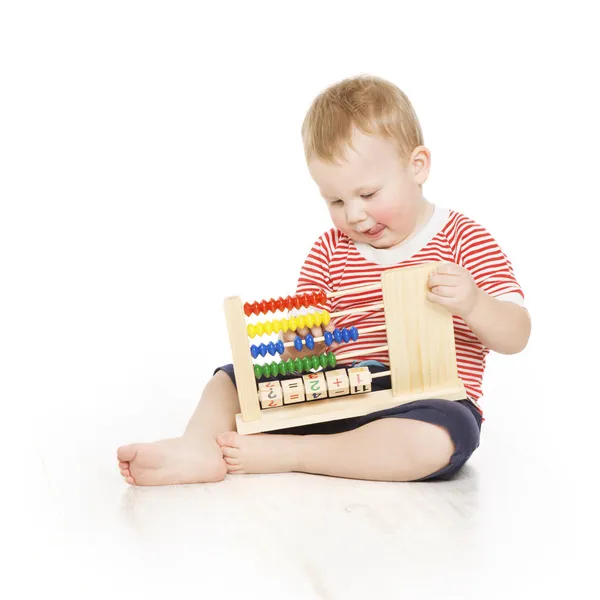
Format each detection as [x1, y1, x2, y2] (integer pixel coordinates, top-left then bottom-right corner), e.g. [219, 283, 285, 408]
[324, 331, 333, 346]
[294, 336, 303, 351]
[251, 345, 259, 358]
[341, 328, 350, 343]
[333, 328, 342, 343]
[267, 341, 276, 356]
[349, 326, 359, 341]
[259, 343, 267, 357]
[275, 340, 285, 355]
[305, 334, 314, 350]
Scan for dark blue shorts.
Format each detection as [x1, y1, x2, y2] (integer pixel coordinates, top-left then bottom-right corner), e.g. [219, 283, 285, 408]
[214, 362, 482, 481]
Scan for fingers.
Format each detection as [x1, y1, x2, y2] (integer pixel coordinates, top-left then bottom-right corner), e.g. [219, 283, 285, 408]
[428, 285, 455, 298]
[428, 273, 460, 288]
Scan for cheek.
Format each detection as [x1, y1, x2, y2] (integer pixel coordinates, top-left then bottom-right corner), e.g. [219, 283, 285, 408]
[329, 209, 349, 231]
[370, 202, 406, 226]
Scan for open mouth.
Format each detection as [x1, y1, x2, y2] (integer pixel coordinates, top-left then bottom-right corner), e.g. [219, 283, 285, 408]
[362, 224, 386, 238]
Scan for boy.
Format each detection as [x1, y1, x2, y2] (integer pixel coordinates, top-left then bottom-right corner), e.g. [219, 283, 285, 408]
[117, 75, 531, 485]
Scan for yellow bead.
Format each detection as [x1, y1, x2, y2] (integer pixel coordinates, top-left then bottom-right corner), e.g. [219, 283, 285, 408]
[255, 323, 264, 336]
[288, 317, 297, 331]
[264, 321, 273, 335]
[280, 318, 289, 332]
[272, 319, 281, 334]
[305, 313, 315, 328]
[321, 311, 331, 326]
[313, 312, 322, 327]
[247, 324, 256, 338]
[296, 315, 306, 329]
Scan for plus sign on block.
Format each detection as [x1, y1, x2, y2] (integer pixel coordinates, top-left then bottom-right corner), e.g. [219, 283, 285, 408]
[325, 369, 350, 398]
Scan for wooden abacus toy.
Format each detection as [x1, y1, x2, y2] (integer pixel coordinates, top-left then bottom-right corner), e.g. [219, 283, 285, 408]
[223, 262, 466, 435]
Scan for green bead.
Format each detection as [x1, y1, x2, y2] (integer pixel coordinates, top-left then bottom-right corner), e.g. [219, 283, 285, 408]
[319, 353, 328, 368]
[254, 364, 263, 379]
[278, 362, 287, 376]
[311, 355, 320, 370]
[286, 358, 295, 373]
[269, 362, 279, 377]
[302, 356, 311, 372]
[294, 358, 303, 373]
[327, 352, 336, 367]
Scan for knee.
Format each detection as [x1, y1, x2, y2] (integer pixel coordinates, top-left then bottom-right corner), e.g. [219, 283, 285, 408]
[418, 422, 455, 468]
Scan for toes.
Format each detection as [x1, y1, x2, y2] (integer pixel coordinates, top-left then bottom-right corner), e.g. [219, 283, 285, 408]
[224, 456, 240, 466]
[227, 465, 244, 474]
[221, 446, 240, 459]
[120, 468, 131, 477]
[118, 461, 128, 469]
[125, 476, 135, 485]
[216, 431, 239, 447]
[117, 445, 138, 463]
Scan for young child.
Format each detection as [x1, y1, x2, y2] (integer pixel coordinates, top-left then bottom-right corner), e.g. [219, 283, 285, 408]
[117, 75, 531, 486]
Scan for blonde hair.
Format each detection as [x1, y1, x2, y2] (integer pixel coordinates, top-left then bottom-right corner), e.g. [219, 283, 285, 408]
[301, 74, 424, 164]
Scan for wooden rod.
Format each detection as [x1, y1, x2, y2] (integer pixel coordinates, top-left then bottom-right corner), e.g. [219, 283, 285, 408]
[281, 324, 387, 348]
[329, 303, 384, 319]
[326, 283, 382, 298]
[335, 344, 389, 361]
[370, 370, 391, 379]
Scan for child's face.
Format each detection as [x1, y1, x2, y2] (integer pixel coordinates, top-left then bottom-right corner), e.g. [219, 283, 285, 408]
[308, 128, 430, 249]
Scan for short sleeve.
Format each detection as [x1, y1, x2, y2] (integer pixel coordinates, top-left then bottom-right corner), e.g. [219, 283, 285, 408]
[452, 216, 525, 305]
[293, 229, 337, 314]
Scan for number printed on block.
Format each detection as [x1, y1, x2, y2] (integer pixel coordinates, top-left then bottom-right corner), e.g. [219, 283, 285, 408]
[348, 367, 372, 394]
[302, 372, 327, 401]
[281, 378, 306, 404]
[258, 381, 283, 408]
[325, 369, 350, 398]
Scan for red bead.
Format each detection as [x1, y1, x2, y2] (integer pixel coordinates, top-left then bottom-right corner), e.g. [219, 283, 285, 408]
[319, 290, 327, 305]
[306, 293, 316, 307]
[244, 302, 253, 317]
[293, 295, 302, 309]
[251, 301, 260, 316]
[268, 298, 277, 313]
[277, 297, 285, 311]
[259, 300, 268, 314]
[285, 296, 294, 310]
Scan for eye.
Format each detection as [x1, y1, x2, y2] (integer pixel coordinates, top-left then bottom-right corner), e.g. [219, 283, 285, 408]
[361, 191, 377, 199]
[331, 199, 344, 206]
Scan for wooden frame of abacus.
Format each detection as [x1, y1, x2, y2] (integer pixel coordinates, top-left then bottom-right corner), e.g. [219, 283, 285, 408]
[223, 262, 466, 435]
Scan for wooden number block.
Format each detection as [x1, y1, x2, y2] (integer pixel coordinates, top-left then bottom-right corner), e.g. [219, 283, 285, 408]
[325, 369, 350, 398]
[302, 372, 327, 401]
[258, 381, 283, 409]
[348, 367, 372, 394]
[281, 378, 305, 404]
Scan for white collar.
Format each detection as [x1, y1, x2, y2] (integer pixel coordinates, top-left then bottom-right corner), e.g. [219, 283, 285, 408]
[352, 204, 450, 265]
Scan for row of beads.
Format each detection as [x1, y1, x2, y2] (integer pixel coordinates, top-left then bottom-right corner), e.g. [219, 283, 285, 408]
[254, 352, 337, 379]
[250, 326, 359, 359]
[247, 311, 331, 339]
[244, 291, 327, 317]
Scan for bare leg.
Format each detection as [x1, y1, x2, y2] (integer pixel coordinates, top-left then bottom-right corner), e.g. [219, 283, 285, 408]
[217, 417, 455, 482]
[117, 371, 240, 486]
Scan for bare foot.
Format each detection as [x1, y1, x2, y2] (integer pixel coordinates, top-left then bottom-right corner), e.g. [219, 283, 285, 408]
[216, 431, 302, 474]
[117, 436, 227, 486]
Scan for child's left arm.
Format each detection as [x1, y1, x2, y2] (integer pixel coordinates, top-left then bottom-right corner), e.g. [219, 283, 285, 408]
[427, 262, 531, 354]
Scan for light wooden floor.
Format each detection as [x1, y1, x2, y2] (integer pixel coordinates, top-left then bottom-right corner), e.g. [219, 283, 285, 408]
[4, 383, 591, 600]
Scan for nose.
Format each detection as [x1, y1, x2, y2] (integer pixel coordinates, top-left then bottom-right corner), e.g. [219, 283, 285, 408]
[345, 200, 367, 224]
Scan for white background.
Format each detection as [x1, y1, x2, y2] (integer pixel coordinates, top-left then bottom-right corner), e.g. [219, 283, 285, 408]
[1, 1, 598, 598]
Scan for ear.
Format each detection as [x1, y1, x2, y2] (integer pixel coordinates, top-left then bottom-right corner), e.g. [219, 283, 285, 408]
[410, 146, 431, 185]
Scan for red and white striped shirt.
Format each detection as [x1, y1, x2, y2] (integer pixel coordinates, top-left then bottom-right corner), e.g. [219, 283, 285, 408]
[294, 206, 524, 410]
